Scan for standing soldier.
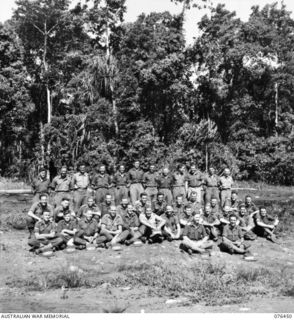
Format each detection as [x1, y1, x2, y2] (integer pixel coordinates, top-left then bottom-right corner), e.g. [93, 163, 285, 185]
[31, 167, 51, 204]
[50, 166, 72, 207]
[156, 168, 173, 205]
[219, 168, 234, 207]
[128, 161, 144, 205]
[112, 165, 129, 205]
[71, 163, 90, 213]
[91, 165, 112, 204]
[172, 164, 187, 200]
[203, 167, 220, 204]
[186, 164, 204, 204]
[143, 164, 158, 203]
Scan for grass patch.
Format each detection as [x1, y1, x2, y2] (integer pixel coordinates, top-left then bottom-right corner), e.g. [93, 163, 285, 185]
[7, 266, 105, 291]
[112, 260, 294, 306]
[0, 178, 30, 190]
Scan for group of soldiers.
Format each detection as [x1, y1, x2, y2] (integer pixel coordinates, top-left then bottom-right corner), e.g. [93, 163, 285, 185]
[26, 161, 280, 256]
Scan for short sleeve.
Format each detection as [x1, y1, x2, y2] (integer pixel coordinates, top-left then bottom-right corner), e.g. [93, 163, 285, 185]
[202, 225, 208, 237]
[115, 214, 123, 226]
[29, 202, 38, 213]
[34, 221, 41, 233]
[222, 225, 228, 238]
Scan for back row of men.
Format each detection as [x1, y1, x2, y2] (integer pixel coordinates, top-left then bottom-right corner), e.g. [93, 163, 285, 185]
[32, 161, 234, 211]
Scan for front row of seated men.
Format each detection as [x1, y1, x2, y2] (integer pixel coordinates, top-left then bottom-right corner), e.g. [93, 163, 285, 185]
[27, 192, 280, 255]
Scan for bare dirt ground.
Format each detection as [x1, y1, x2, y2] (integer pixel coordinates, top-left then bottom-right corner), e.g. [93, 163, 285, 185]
[0, 190, 294, 313]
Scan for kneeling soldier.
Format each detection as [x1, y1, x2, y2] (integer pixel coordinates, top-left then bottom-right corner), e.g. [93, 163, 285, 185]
[74, 210, 100, 249]
[180, 212, 213, 254]
[26, 194, 53, 238]
[28, 210, 64, 254]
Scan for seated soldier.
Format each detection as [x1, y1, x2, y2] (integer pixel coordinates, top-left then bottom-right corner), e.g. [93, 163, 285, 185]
[78, 196, 101, 220]
[237, 204, 257, 241]
[118, 204, 142, 245]
[179, 205, 194, 227]
[210, 197, 220, 214]
[172, 195, 185, 218]
[26, 194, 53, 238]
[74, 210, 100, 249]
[201, 204, 221, 241]
[244, 195, 258, 216]
[99, 194, 114, 217]
[96, 205, 123, 248]
[161, 205, 181, 241]
[224, 191, 241, 213]
[57, 211, 78, 247]
[117, 198, 129, 217]
[179, 212, 213, 255]
[134, 193, 149, 216]
[139, 207, 166, 244]
[53, 197, 75, 223]
[220, 214, 251, 255]
[187, 191, 202, 215]
[254, 207, 279, 243]
[151, 192, 167, 216]
[219, 205, 231, 228]
[28, 210, 64, 254]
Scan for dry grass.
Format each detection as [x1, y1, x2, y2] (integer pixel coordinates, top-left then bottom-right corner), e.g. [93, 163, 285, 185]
[0, 177, 30, 190]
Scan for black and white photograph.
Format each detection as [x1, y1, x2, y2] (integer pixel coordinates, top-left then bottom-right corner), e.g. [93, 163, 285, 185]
[0, 0, 294, 315]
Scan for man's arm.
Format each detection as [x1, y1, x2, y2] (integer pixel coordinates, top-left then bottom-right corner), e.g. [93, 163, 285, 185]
[155, 215, 166, 230]
[27, 203, 42, 221]
[139, 215, 155, 230]
[256, 219, 275, 229]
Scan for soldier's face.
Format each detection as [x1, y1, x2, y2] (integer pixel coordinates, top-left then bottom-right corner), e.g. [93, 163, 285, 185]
[100, 166, 106, 174]
[211, 199, 217, 206]
[134, 162, 140, 169]
[232, 193, 237, 200]
[158, 195, 164, 203]
[185, 208, 192, 216]
[145, 208, 152, 217]
[246, 197, 252, 204]
[260, 208, 267, 217]
[179, 166, 185, 174]
[79, 165, 86, 174]
[62, 200, 69, 208]
[40, 171, 46, 179]
[150, 165, 155, 172]
[204, 206, 211, 215]
[64, 214, 71, 222]
[176, 197, 183, 204]
[141, 196, 147, 204]
[61, 168, 67, 176]
[224, 169, 230, 176]
[239, 208, 246, 216]
[127, 205, 133, 214]
[209, 168, 215, 175]
[230, 217, 237, 226]
[191, 194, 197, 202]
[43, 212, 51, 222]
[40, 196, 47, 206]
[190, 166, 196, 173]
[194, 214, 200, 224]
[166, 206, 173, 215]
[106, 196, 112, 203]
[119, 166, 125, 173]
[88, 198, 94, 206]
[85, 211, 93, 220]
[121, 199, 128, 207]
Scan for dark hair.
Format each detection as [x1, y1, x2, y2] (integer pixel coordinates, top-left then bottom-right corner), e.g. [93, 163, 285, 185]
[140, 192, 148, 198]
[185, 204, 192, 210]
[62, 197, 70, 202]
[157, 192, 164, 197]
[259, 206, 266, 211]
[39, 167, 46, 173]
[39, 193, 47, 200]
[176, 195, 183, 199]
[232, 191, 238, 195]
[245, 195, 251, 199]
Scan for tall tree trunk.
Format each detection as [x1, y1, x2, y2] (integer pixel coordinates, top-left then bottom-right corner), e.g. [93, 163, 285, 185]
[274, 82, 278, 136]
[105, 14, 119, 135]
[40, 121, 45, 167]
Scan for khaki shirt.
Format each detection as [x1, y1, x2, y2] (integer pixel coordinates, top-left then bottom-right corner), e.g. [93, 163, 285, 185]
[78, 217, 99, 236]
[172, 172, 188, 187]
[143, 172, 158, 187]
[222, 224, 243, 242]
[183, 223, 207, 241]
[187, 171, 204, 188]
[203, 174, 219, 188]
[219, 176, 233, 190]
[113, 172, 129, 186]
[139, 212, 164, 229]
[34, 220, 56, 234]
[72, 172, 90, 190]
[32, 177, 50, 194]
[51, 175, 71, 192]
[78, 204, 100, 218]
[29, 202, 53, 217]
[128, 168, 144, 184]
[91, 173, 111, 189]
[101, 214, 123, 231]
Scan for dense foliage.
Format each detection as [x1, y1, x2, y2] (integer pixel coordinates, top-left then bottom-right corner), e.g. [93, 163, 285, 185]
[1, 0, 294, 184]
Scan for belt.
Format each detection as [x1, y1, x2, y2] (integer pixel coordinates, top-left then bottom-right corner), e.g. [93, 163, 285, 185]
[221, 188, 231, 190]
[55, 190, 70, 193]
[159, 187, 170, 190]
[207, 186, 218, 188]
[146, 186, 157, 188]
[189, 185, 201, 188]
[173, 185, 185, 188]
[131, 182, 142, 185]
